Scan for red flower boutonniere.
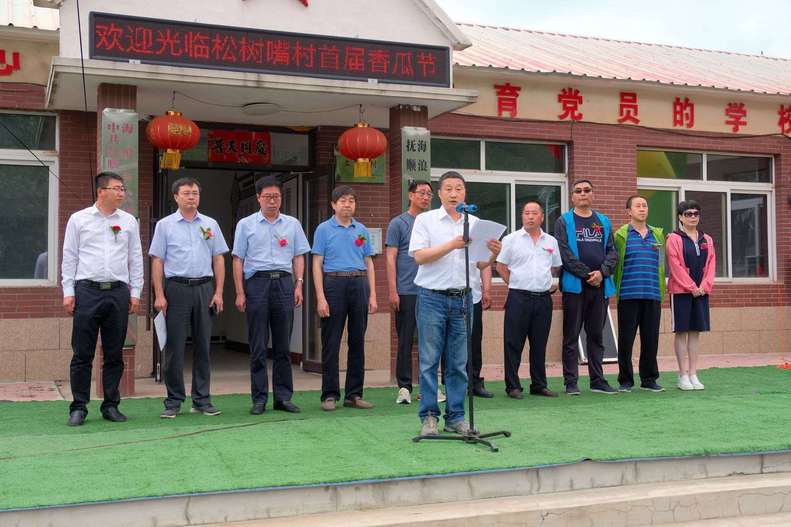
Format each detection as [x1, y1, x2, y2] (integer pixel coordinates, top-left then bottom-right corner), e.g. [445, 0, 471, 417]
[355, 234, 367, 247]
[199, 226, 214, 241]
[699, 242, 708, 250]
[110, 225, 121, 242]
[279, 238, 288, 248]
[591, 223, 603, 235]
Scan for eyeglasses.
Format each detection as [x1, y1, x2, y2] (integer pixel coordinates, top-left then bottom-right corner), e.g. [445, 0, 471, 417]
[413, 191, 433, 197]
[261, 193, 281, 201]
[102, 186, 127, 193]
[682, 210, 700, 218]
[573, 188, 593, 194]
[178, 191, 200, 197]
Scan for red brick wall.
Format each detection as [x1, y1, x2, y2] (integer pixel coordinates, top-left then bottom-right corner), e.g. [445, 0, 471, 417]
[0, 83, 154, 319]
[428, 113, 791, 310]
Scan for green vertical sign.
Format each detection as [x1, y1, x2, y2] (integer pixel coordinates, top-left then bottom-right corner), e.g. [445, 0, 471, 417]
[100, 108, 139, 216]
[401, 126, 430, 209]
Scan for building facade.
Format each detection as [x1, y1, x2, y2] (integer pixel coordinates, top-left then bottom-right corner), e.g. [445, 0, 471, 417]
[0, 1, 788, 383]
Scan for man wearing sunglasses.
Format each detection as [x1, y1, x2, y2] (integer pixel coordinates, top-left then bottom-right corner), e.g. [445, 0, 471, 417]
[554, 180, 618, 395]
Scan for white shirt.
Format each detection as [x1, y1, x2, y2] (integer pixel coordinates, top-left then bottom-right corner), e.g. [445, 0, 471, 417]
[409, 206, 484, 297]
[61, 205, 144, 298]
[497, 228, 562, 292]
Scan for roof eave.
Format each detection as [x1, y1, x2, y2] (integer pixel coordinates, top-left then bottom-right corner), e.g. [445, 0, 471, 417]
[412, 0, 472, 51]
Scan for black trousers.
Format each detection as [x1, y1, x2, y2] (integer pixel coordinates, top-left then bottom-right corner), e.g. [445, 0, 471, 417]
[503, 290, 553, 393]
[245, 273, 295, 405]
[562, 285, 608, 388]
[441, 301, 483, 386]
[617, 299, 661, 386]
[320, 275, 368, 402]
[69, 282, 130, 413]
[395, 294, 417, 392]
[163, 279, 213, 410]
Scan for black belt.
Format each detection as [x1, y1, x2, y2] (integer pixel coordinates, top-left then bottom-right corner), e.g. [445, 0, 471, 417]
[253, 271, 291, 279]
[325, 271, 367, 277]
[430, 288, 468, 297]
[169, 276, 212, 286]
[513, 289, 551, 297]
[77, 280, 124, 291]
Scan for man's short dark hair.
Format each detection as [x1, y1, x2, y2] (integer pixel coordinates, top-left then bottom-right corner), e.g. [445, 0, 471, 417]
[626, 195, 646, 209]
[408, 179, 432, 193]
[95, 171, 123, 191]
[438, 171, 465, 187]
[677, 200, 702, 216]
[522, 200, 544, 213]
[331, 185, 356, 203]
[255, 176, 281, 195]
[172, 177, 201, 195]
[572, 179, 593, 190]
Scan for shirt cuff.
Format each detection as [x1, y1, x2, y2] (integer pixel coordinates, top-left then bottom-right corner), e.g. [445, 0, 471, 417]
[62, 286, 75, 297]
[131, 287, 142, 298]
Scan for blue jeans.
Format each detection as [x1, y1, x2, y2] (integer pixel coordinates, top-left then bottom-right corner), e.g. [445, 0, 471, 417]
[417, 287, 469, 425]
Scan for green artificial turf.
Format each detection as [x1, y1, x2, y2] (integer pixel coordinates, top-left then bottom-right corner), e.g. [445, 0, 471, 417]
[1, 366, 790, 510]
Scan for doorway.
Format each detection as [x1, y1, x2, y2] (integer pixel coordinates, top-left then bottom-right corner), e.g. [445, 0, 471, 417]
[152, 167, 308, 372]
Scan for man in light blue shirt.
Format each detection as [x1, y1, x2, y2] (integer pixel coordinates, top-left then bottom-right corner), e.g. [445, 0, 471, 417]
[312, 185, 377, 411]
[150, 177, 229, 418]
[233, 176, 310, 415]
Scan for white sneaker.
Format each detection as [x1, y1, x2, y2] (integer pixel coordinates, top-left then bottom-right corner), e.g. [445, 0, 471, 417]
[396, 387, 411, 405]
[437, 388, 447, 403]
[689, 375, 705, 390]
[678, 374, 694, 391]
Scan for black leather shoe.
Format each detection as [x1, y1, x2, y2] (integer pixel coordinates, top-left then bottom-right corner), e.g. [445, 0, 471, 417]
[530, 388, 559, 398]
[101, 407, 128, 422]
[274, 400, 301, 413]
[250, 403, 266, 415]
[68, 410, 87, 427]
[507, 388, 524, 400]
[473, 384, 494, 398]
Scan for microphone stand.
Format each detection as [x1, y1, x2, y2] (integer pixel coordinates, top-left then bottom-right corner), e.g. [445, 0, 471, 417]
[413, 204, 511, 452]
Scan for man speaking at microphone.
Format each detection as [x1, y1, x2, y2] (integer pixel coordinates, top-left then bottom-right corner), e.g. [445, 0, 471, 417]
[408, 171, 500, 437]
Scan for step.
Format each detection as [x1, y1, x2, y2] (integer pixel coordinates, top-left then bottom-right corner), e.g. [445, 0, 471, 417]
[657, 512, 791, 526]
[208, 472, 791, 527]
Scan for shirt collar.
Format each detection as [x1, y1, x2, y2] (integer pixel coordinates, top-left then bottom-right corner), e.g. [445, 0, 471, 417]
[330, 215, 356, 228]
[257, 211, 282, 225]
[438, 206, 462, 223]
[177, 210, 202, 223]
[90, 204, 119, 218]
[520, 228, 545, 238]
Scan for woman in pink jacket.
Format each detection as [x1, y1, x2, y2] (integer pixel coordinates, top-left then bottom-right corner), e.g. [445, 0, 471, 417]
[666, 200, 716, 391]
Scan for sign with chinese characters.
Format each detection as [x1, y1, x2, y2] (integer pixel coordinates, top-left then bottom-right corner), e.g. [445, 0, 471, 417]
[90, 12, 451, 87]
[207, 129, 272, 165]
[334, 149, 386, 184]
[100, 109, 139, 216]
[401, 126, 430, 208]
[0, 39, 57, 85]
[0, 49, 20, 76]
[454, 72, 791, 136]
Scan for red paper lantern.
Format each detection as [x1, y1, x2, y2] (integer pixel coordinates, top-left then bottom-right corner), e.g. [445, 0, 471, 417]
[338, 121, 387, 178]
[146, 110, 200, 170]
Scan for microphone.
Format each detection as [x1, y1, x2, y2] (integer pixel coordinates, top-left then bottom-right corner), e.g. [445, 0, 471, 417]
[455, 202, 478, 213]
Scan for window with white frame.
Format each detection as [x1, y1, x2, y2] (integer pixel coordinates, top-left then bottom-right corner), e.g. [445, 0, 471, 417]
[430, 138, 567, 278]
[0, 112, 58, 285]
[637, 149, 774, 280]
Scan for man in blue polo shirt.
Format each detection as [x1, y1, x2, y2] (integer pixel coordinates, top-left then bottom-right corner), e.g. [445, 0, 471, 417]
[386, 179, 432, 405]
[150, 177, 229, 418]
[232, 176, 311, 415]
[613, 195, 666, 393]
[312, 185, 377, 411]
